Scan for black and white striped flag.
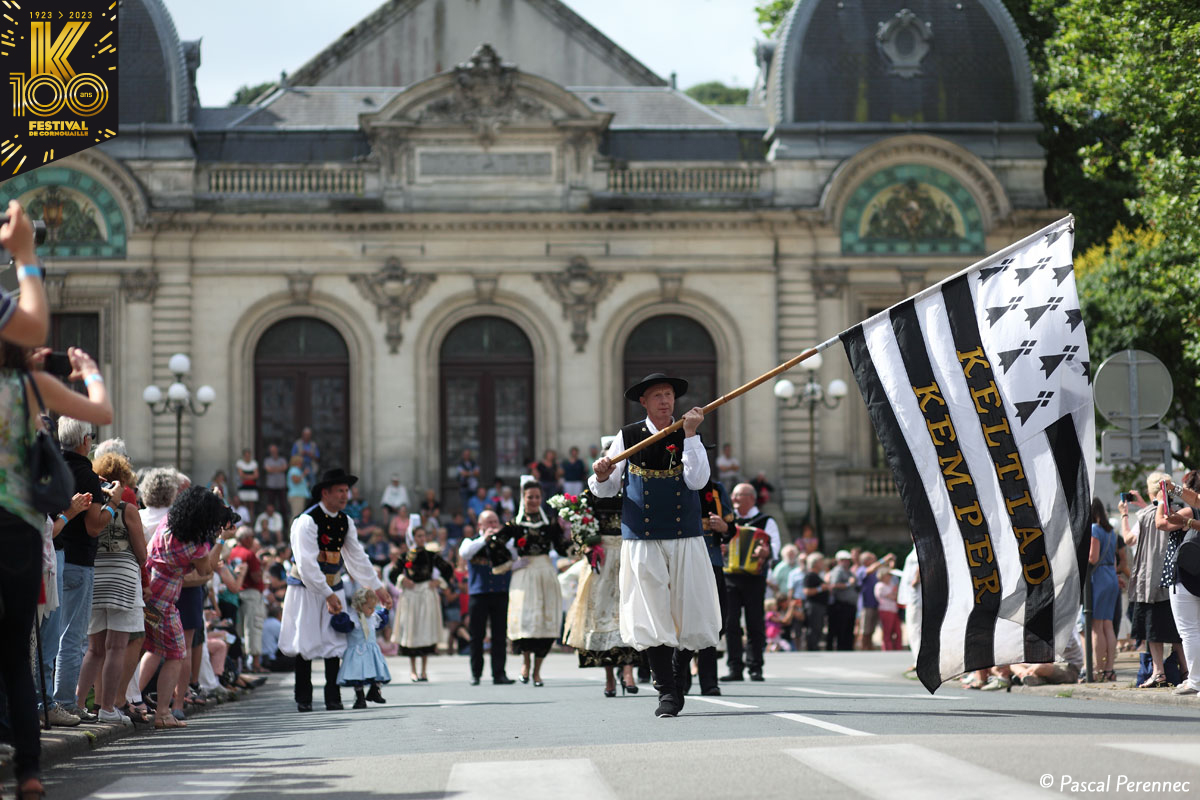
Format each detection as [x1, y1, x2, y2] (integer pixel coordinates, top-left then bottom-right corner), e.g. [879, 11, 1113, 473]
[838, 216, 1094, 693]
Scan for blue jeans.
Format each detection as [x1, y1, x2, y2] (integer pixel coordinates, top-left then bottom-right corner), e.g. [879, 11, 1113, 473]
[36, 550, 65, 710]
[53, 562, 93, 707]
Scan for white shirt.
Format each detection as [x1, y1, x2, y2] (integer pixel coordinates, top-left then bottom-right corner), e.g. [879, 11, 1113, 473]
[736, 504, 781, 560]
[588, 417, 710, 498]
[380, 483, 410, 509]
[459, 533, 517, 561]
[255, 511, 283, 534]
[289, 502, 382, 599]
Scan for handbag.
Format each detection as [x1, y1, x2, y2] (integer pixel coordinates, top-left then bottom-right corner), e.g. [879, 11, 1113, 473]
[22, 372, 75, 515]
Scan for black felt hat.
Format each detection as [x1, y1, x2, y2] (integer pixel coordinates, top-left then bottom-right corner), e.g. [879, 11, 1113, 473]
[310, 467, 358, 502]
[624, 373, 688, 403]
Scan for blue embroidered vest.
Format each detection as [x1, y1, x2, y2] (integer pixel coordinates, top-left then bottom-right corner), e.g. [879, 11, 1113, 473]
[619, 421, 703, 541]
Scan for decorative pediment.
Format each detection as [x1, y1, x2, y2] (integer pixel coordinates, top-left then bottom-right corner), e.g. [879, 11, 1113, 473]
[361, 44, 612, 148]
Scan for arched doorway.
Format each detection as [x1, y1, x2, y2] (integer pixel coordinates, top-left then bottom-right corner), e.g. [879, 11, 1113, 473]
[440, 316, 534, 505]
[623, 314, 719, 451]
[255, 317, 351, 474]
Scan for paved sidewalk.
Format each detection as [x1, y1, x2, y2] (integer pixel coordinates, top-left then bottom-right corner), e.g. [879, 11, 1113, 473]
[1010, 650, 1199, 708]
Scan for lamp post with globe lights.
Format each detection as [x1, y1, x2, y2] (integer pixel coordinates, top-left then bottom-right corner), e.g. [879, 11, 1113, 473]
[774, 352, 848, 544]
[143, 353, 216, 469]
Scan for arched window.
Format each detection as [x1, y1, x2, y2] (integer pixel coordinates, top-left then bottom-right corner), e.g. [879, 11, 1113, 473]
[255, 317, 350, 477]
[623, 314, 719, 450]
[440, 316, 534, 507]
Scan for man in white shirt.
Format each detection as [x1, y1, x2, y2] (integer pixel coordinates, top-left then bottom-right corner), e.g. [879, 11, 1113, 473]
[721, 482, 780, 682]
[590, 373, 721, 718]
[254, 502, 284, 547]
[380, 474, 410, 525]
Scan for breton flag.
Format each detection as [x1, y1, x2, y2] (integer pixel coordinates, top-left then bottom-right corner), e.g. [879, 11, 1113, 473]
[838, 216, 1094, 693]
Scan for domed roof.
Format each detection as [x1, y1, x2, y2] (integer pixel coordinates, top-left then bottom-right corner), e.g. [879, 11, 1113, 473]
[767, 0, 1034, 127]
[117, 0, 192, 124]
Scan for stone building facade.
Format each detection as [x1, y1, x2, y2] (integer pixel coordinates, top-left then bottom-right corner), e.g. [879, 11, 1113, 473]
[1, 0, 1059, 543]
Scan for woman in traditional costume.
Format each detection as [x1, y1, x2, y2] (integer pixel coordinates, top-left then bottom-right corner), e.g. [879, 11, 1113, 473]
[392, 526, 454, 682]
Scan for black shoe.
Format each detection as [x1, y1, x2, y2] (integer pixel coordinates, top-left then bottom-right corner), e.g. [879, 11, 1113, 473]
[749, 671, 764, 682]
[655, 696, 683, 718]
[701, 686, 722, 696]
[604, 687, 617, 698]
[366, 685, 386, 704]
[533, 679, 544, 687]
[624, 682, 639, 695]
[519, 675, 530, 684]
[720, 672, 745, 682]
[352, 696, 367, 709]
[470, 676, 481, 685]
[325, 702, 344, 711]
[493, 676, 516, 685]
[297, 702, 313, 712]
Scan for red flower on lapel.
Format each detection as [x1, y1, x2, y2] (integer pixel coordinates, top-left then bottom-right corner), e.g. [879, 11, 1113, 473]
[518, 537, 528, 548]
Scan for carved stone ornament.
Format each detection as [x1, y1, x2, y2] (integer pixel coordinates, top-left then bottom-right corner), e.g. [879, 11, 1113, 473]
[658, 272, 683, 303]
[349, 258, 436, 353]
[417, 44, 550, 146]
[286, 272, 314, 304]
[43, 272, 65, 307]
[534, 256, 621, 353]
[120, 268, 159, 303]
[812, 265, 848, 299]
[473, 275, 498, 305]
[876, 9, 933, 79]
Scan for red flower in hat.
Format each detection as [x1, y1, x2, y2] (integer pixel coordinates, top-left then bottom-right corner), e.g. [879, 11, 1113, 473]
[518, 537, 528, 548]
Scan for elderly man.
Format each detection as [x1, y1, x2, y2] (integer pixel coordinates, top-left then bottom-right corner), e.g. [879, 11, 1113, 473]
[230, 527, 267, 673]
[279, 468, 391, 711]
[459, 509, 517, 685]
[722, 482, 780, 682]
[590, 373, 721, 718]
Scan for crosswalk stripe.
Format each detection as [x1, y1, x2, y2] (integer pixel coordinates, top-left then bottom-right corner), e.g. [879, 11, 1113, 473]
[772, 712, 875, 737]
[689, 696, 758, 709]
[785, 743, 1056, 798]
[798, 666, 888, 679]
[787, 686, 966, 701]
[446, 758, 616, 800]
[1103, 742, 1200, 769]
[83, 773, 252, 800]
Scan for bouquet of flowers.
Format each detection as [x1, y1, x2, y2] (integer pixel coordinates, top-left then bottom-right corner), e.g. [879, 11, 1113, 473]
[548, 492, 600, 545]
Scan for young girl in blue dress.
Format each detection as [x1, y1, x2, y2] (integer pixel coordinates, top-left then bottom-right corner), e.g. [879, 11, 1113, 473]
[339, 587, 392, 708]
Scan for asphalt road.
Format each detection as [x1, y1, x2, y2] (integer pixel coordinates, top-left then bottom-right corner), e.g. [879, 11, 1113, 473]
[45, 650, 1200, 799]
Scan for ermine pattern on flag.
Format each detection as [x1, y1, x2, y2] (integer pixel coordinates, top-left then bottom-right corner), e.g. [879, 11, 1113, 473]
[839, 217, 1094, 692]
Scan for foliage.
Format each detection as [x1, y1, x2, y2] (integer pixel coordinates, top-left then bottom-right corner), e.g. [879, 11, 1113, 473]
[230, 81, 276, 106]
[684, 81, 749, 106]
[754, 0, 793, 37]
[1075, 225, 1200, 469]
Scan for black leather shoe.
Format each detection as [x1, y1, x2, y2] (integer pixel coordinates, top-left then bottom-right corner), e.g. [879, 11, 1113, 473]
[720, 672, 744, 682]
[701, 686, 722, 696]
[519, 675, 530, 684]
[325, 702, 344, 711]
[749, 671, 765, 682]
[366, 685, 386, 704]
[296, 702, 313, 713]
[493, 676, 516, 685]
[352, 696, 367, 709]
[655, 696, 683, 718]
[623, 682, 638, 695]
[470, 676, 481, 685]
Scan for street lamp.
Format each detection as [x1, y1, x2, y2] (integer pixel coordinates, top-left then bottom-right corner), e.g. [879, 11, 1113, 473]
[774, 352, 849, 543]
[143, 353, 215, 468]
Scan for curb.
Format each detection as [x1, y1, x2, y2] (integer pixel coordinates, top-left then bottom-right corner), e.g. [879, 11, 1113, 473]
[0, 686, 257, 780]
[1011, 683, 1200, 709]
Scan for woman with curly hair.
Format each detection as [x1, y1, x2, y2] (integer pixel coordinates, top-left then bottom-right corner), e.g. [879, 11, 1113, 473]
[75, 453, 146, 725]
[136, 486, 227, 729]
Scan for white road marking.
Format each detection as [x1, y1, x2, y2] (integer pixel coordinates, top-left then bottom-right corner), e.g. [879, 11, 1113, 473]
[1104, 742, 1200, 768]
[84, 773, 252, 800]
[689, 696, 758, 709]
[446, 758, 616, 800]
[797, 666, 888, 680]
[787, 686, 966, 701]
[772, 712, 875, 737]
[785, 743, 1057, 798]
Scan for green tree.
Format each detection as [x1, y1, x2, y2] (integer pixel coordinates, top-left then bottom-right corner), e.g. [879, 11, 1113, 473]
[754, 0, 793, 37]
[1075, 226, 1200, 469]
[230, 81, 276, 105]
[684, 81, 749, 106]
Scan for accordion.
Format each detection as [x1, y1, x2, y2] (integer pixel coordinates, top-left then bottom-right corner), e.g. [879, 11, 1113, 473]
[724, 526, 771, 575]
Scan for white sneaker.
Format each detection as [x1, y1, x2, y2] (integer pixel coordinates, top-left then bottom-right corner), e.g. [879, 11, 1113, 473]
[97, 707, 133, 726]
[1173, 684, 1198, 696]
[46, 705, 81, 727]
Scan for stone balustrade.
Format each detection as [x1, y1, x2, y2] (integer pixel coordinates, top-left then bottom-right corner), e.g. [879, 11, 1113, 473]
[205, 168, 366, 195]
[607, 165, 763, 194]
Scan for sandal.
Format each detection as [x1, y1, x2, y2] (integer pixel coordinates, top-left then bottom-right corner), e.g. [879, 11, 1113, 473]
[154, 713, 187, 729]
[122, 703, 151, 724]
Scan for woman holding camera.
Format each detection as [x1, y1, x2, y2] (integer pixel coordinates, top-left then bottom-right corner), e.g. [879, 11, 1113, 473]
[0, 332, 112, 800]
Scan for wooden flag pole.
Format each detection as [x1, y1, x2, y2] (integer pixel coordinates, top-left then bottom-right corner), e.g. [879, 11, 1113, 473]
[607, 347, 821, 465]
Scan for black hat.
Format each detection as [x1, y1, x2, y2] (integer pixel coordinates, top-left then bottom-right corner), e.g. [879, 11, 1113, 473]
[311, 467, 358, 501]
[1176, 537, 1200, 596]
[624, 373, 688, 403]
